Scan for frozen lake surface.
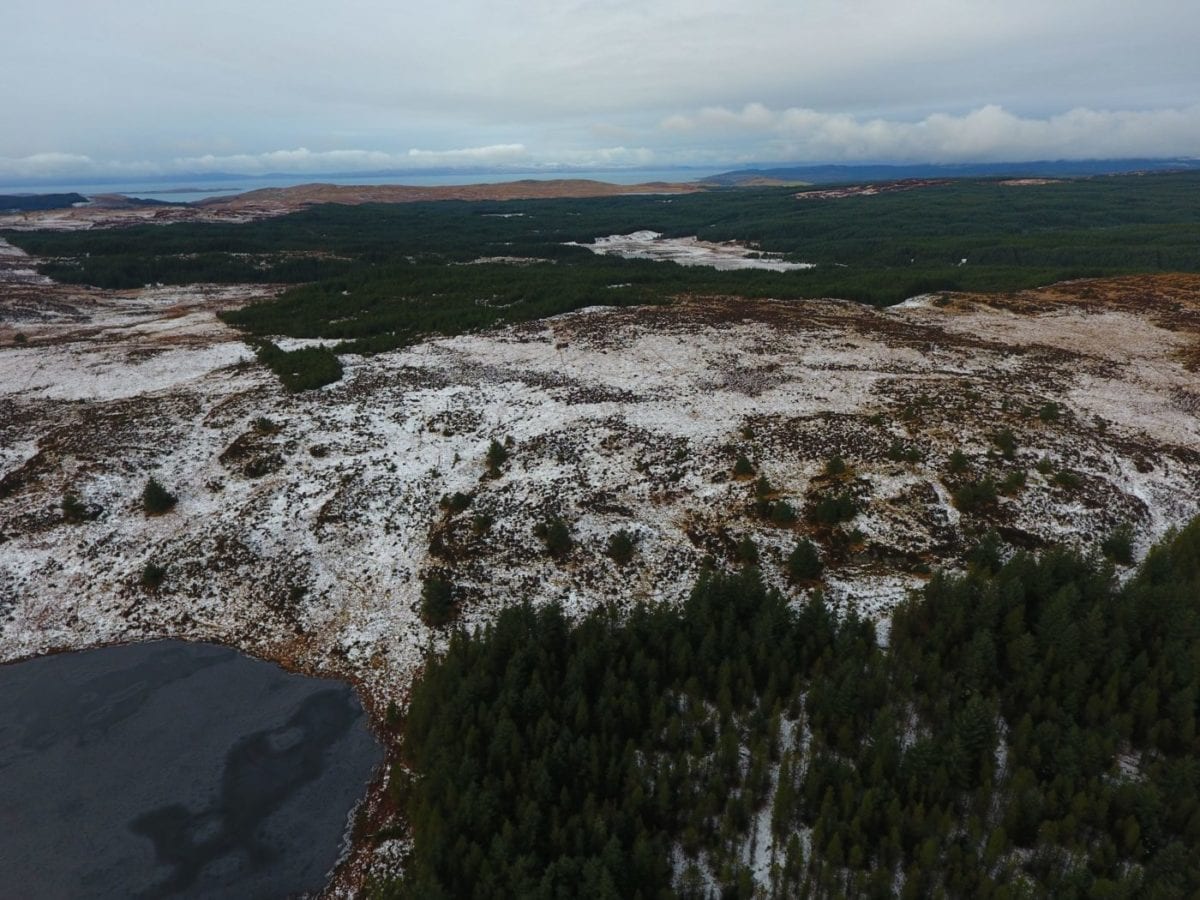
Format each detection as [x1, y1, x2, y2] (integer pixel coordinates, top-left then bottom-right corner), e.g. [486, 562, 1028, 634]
[0, 640, 382, 899]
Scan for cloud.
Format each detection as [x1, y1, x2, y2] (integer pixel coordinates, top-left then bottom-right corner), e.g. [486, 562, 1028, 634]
[3, 0, 1198, 173]
[175, 146, 539, 174]
[4, 103, 1199, 185]
[0, 146, 538, 182]
[552, 146, 656, 168]
[658, 103, 1200, 163]
[0, 143, 661, 184]
[176, 148, 403, 174]
[0, 153, 155, 180]
[4, 98, 1198, 186]
[406, 144, 529, 165]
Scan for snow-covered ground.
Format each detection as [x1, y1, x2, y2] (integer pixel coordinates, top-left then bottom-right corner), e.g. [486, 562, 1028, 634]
[569, 231, 815, 271]
[4, 272, 1200, 719]
[4, 264, 1200, 894]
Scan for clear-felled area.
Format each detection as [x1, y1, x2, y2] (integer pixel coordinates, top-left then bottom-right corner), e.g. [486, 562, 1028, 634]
[0, 640, 382, 899]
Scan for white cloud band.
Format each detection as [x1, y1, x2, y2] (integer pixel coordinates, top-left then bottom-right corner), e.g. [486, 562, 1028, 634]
[660, 103, 1200, 163]
[2, 103, 1198, 183]
[0, 143, 658, 183]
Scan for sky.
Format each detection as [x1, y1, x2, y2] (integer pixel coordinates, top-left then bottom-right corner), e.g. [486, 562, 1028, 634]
[4, 0, 1199, 181]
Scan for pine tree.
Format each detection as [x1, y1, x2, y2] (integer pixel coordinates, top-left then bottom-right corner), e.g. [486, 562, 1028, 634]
[142, 477, 177, 515]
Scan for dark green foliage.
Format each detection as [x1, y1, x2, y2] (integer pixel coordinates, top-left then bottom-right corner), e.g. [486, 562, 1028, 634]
[419, 575, 456, 628]
[485, 439, 509, 476]
[252, 415, 280, 435]
[965, 530, 1005, 574]
[999, 468, 1027, 496]
[767, 501, 797, 525]
[471, 513, 494, 535]
[607, 529, 636, 566]
[9, 174, 1200, 357]
[385, 518, 1200, 897]
[10, 175, 1200, 357]
[1101, 523, 1135, 565]
[992, 428, 1017, 460]
[36, 251, 356, 290]
[751, 478, 797, 524]
[225, 258, 673, 355]
[534, 518, 573, 560]
[12, 332, 26, 344]
[385, 701, 401, 728]
[808, 490, 859, 525]
[1053, 469, 1083, 491]
[886, 441, 921, 463]
[734, 535, 759, 565]
[952, 477, 998, 512]
[1039, 401, 1062, 422]
[732, 454, 755, 477]
[255, 340, 343, 392]
[61, 493, 87, 524]
[141, 477, 177, 515]
[1035, 455, 1055, 475]
[140, 562, 166, 590]
[947, 448, 969, 473]
[441, 491, 473, 513]
[878, 520, 1200, 894]
[824, 455, 847, 476]
[788, 538, 824, 581]
[390, 568, 829, 899]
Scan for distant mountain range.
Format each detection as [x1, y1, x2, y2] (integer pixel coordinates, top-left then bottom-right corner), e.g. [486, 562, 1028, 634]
[6, 160, 1199, 206]
[701, 158, 1200, 186]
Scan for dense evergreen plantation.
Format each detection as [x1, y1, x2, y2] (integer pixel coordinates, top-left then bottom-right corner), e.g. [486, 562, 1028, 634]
[36, 250, 357, 289]
[7, 173, 1200, 367]
[253, 340, 344, 392]
[379, 518, 1200, 899]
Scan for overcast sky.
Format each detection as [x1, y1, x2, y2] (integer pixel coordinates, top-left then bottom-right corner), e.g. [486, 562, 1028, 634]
[4, 0, 1198, 180]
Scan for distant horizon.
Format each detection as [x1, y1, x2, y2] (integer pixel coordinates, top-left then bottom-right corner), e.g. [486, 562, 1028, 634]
[3, 156, 1198, 200]
[0, 163, 719, 192]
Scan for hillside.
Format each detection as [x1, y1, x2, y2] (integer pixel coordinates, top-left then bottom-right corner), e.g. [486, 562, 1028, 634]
[701, 158, 1200, 186]
[0, 193, 88, 213]
[4, 236, 1199, 701]
[0, 179, 700, 232]
[3, 178, 1200, 893]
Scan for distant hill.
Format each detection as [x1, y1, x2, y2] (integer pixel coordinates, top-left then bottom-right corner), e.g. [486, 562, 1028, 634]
[201, 178, 701, 209]
[702, 158, 1200, 186]
[0, 193, 87, 212]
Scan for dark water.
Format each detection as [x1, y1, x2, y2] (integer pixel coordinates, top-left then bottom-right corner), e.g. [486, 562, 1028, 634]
[0, 641, 383, 899]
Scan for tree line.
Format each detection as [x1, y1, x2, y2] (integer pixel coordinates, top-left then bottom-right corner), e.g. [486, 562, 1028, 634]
[377, 517, 1200, 898]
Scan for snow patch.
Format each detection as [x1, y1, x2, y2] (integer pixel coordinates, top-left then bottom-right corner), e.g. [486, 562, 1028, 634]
[568, 232, 815, 271]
